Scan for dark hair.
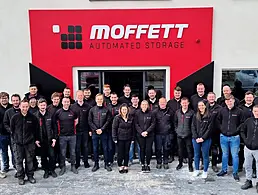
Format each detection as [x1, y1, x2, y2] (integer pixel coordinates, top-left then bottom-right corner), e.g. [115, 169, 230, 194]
[64, 87, 70, 90]
[0, 92, 9, 99]
[245, 91, 254, 96]
[51, 92, 61, 99]
[207, 92, 216, 96]
[181, 97, 189, 102]
[174, 86, 182, 91]
[11, 94, 21, 100]
[131, 94, 139, 98]
[29, 84, 37, 88]
[148, 88, 156, 93]
[38, 98, 47, 104]
[110, 92, 117, 96]
[123, 84, 131, 89]
[20, 99, 29, 104]
[225, 95, 235, 100]
[119, 103, 130, 118]
[196, 100, 209, 121]
[83, 88, 91, 92]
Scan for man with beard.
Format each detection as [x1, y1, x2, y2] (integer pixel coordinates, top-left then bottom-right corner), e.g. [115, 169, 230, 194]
[147, 89, 159, 112]
[190, 83, 207, 112]
[103, 84, 112, 107]
[217, 85, 240, 107]
[118, 84, 132, 106]
[83, 88, 96, 107]
[61, 87, 75, 104]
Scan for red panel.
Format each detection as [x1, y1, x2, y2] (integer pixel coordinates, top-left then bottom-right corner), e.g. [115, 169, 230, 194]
[29, 8, 213, 98]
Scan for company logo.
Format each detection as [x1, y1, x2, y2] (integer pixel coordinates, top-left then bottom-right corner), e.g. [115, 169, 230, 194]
[52, 25, 83, 49]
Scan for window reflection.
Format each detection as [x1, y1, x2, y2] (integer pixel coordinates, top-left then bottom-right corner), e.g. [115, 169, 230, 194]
[145, 71, 165, 98]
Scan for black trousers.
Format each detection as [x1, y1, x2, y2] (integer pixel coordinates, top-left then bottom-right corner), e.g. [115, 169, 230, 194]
[59, 135, 76, 168]
[177, 137, 193, 165]
[13, 142, 35, 179]
[41, 143, 55, 171]
[76, 132, 89, 166]
[155, 134, 171, 164]
[239, 143, 245, 169]
[117, 140, 131, 167]
[137, 135, 154, 165]
[211, 137, 222, 166]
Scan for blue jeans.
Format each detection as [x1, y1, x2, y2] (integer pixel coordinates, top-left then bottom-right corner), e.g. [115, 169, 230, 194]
[129, 141, 140, 162]
[220, 134, 240, 174]
[0, 135, 15, 171]
[192, 138, 211, 172]
[59, 135, 76, 168]
[92, 132, 109, 165]
[155, 134, 171, 164]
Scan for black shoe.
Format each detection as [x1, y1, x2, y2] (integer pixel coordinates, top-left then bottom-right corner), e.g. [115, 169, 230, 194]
[176, 164, 183, 170]
[119, 167, 124, 174]
[92, 164, 99, 172]
[168, 156, 174, 163]
[256, 182, 258, 193]
[141, 165, 146, 172]
[71, 165, 78, 174]
[156, 164, 162, 169]
[212, 166, 219, 173]
[189, 164, 194, 172]
[28, 176, 36, 184]
[84, 163, 90, 168]
[238, 167, 243, 172]
[124, 168, 128, 173]
[50, 171, 57, 178]
[183, 158, 188, 164]
[146, 165, 150, 173]
[43, 171, 49, 179]
[14, 172, 18, 178]
[105, 165, 112, 172]
[59, 167, 66, 176]
[233, 173, 240, 182]
[164, 164, 169, 169]
[241, 180, 253, 190]
[217, 170, 227, 177]
[75, 164, 80, 169]
[18, 179, 25, 185]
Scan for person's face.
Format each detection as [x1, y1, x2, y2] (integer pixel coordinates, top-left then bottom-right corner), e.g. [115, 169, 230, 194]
[159, 98, 167, 109]
[0, 96, 9, 106]
[124, 87, 131, 96]
[223, 86, 231, 97]
[52, 97, 60, 106]
[84, 90, 91, 99]
[76, 91, 84, 102]
[207, 94, 216, 104]
[29, 87, 37, 95]
[121, 106, 128, 116]
[38, 102, 47, 112]
[141, 102, 148, 111]
[174, 90, 181, 100]
[110, 94, 118, 103]
[253, 107, 258, 118]
[11, 97, 20, 108]
[197, 85, 205, 96]
[29, 99, 37, 107]
[20, 102, 29, 114]
[63, 89, 71, 97]
[148, 90, 156, 99]
[181, 100, 189, 109]
[62, 98, 70, 109]
[103, 87, 111, 97]
[245, 94, 254, 105]
[131, 97, 139, 105]
[225, 98, 235, 108]
[96, 95, 104, 105]
[198, 102, 206, 113]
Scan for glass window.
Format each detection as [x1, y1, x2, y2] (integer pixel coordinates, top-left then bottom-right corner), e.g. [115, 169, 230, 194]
[79, 71, 100, 91]
[145, 70, 166, 98]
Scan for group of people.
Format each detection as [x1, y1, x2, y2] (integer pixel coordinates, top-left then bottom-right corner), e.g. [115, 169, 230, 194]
[0, 83, 258, 192]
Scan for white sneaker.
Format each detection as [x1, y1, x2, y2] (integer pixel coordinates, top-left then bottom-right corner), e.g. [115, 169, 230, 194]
[193, 170, 200, 177]
[0, 172, 6, 179]
[202, 171, 208, 179]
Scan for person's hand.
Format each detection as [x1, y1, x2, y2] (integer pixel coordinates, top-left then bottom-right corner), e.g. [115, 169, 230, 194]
[141, 131, 148, 137]
[51, 139, 56, 147]
[199, 138, 204, 143]
[114, 141, 117, 144]
[96, 129, 102, 135]
[89, 132, 92, 136]
[131, 141, 134, 143]
[35, 141, 41, 147]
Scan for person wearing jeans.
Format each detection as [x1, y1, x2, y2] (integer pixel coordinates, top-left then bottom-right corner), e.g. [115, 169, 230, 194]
[217, 95, 244, 181]
[191, 100, 213, 178]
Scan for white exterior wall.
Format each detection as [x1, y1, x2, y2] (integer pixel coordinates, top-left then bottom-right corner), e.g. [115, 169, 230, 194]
[0, 0, 258, 97]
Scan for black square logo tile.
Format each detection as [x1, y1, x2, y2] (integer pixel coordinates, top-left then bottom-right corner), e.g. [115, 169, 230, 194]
[68, 42, 75, 49]
[61, 42, 68, 49]
[76, 34, 82, 41]
[68, 25, 75, 33]
[75, 26, 82, 33]
[68, 34, 75, 41]
[76, 42, 82, 49]
[61, 34, 68, 41]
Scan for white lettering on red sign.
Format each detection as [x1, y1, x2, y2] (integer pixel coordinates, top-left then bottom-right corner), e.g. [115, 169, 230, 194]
[90, 24, 189, 40]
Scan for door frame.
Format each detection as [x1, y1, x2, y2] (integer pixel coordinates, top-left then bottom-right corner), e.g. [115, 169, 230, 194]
[72, 66, 170, 98]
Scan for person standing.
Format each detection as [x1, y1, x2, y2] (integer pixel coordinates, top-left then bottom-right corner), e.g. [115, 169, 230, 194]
[190, 83, 207, 112]
[54, 97, 78, 175]
[61, 87, 75, 104]
[103, 84, 112, 107]
[147, 89, 159, 111]
[153, 97, 174, 169]
[47, 92, 61, 116]
[88, 93, 112, 172]
[112, 104, 134, 173]
[240, 105, 258, 191]
[71, 90, 91, 169]
[191, 100, 213, 178]
[34, 98, 57, 178]
[174, 97, 194, 172]
[24, 84, 43, 100]
[134, 100, 156, 173]
[206, 92, 222, 173]
[0, 92, 12, 175]
[83, 88, 96, 107]
[217, 85, 240, 107]
[118, 84, 132, 106]
[10, 99, 39, 185]
[217, 95, 245, 181]
[28, 97, 38, 114]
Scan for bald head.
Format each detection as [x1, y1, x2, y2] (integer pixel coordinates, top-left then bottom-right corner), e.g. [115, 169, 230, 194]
[223, 85, 231, 98]
[159, 97, 167, 109]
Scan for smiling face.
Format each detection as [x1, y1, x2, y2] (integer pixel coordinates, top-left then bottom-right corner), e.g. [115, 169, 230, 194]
[62, 97, 70, 109]
[141, 101, 148, 112]
[197, 84, 205, 96]
[20, 101, 29, 115]
[198, 101, 206, 113]
[29, 86, 38, 95]
[159, 98, 167, 109]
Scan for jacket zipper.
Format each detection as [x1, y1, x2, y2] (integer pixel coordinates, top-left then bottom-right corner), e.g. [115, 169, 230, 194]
[228, 110, 231, 135]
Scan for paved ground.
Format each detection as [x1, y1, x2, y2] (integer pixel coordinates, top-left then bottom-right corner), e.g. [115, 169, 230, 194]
[0, 159, 258, 195]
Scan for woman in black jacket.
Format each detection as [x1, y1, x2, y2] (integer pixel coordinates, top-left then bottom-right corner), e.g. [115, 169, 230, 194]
[134, 100, 156, 173]
[191, 100, 212, 179]
[112, 104, 134, 173]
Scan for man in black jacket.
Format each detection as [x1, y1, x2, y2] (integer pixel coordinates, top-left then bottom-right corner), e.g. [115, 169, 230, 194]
[0, 92, 12, 175]
[34, 98, 57, 179]
[54, 97, 78, 175]
[190, 83, 207, 112]
[217, 85, 240, 107]
[103, 84, 111, 107]
[83, 88, 96, 107]
[88, 93, 112, 172]
[47, 92, 61, 116]
[240, 105, 258, 191]
[167, 86, 182, 113]
[61, 87, 75, 104]
[217, 95, 245, 181]
[153, 97, 174, 169]
[71, 90, 91, 169]
[147, 89, 159, 111]
[206, 92, 222, 172]
[174, 97, 194, 172]
[10, 99, 39, 185]
[118, 84, 132, 106]
[24, 84, 43, 101]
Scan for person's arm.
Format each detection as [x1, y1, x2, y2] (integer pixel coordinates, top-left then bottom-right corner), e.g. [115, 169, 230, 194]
[237, 109, 245, 134]
[146, 113, 156, 133]
[240, 120, 247, 143]
[112, 116, 119, 143]
[134, 112, 143, 134]
[34, 116, 40, 140]
[174, 111, 178, 129]
[3, 111, 11, 133]
[101, 109, 112, 131]
[191, 115, 198, 139]
[10, 115, 15, 136]
[88, 108, 98, 132]
[202, 116, 213, 140]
